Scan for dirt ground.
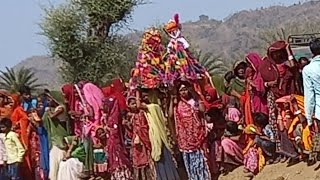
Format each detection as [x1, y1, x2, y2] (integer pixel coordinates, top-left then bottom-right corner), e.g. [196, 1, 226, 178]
[218, 162, 320, 180]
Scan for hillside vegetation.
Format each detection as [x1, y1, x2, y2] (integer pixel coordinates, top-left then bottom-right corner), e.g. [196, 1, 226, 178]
[14, 1, 320, 88]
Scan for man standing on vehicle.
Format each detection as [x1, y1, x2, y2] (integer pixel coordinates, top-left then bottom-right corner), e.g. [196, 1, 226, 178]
[303, 38, 320, 131]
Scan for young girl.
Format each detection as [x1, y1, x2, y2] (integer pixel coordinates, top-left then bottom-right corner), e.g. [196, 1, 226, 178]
[205, 107, 224, 176]
[28, 111, 47, 180]
[225, 97, 241, 124]
[243, 124, 264, 178]
[253, 113, 277, 164]
[127, 96, 155, 179]
[220, 121, 244, 173]
[93, 127, 108, 179]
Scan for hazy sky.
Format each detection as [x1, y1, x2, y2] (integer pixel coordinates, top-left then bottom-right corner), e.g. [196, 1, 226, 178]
[0, 0, 302, 70]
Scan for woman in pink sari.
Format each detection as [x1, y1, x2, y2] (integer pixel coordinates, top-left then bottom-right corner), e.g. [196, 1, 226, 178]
[245, 53, 268, 115]
[82, 82, 104, 125]
[62, 83, 96, 176]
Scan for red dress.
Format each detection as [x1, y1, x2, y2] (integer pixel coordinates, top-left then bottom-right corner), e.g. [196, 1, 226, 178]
[174, 99, 206, 151]
[131, 111, 152, 168]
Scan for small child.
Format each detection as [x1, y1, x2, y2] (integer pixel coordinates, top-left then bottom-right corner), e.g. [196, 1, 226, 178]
[0, 118, 26, 180]
[225, 97, 241, 124]
[29, 112, 50, 180]
[0, 124, 7, 180]
[253, 113, 276, 164]
[93, 127, 108, 178]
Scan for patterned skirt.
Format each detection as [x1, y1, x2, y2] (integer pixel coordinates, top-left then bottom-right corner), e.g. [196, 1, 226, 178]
[133, 163, 156, 180]
[111, 167, 132, 180]
[267, 91, 281, 152]
[182, 150, 210, 180]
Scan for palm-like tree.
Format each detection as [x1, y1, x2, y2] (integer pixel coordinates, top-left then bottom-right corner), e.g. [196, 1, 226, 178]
[196, 51, 230, 77]
[0, 67, 45, 93]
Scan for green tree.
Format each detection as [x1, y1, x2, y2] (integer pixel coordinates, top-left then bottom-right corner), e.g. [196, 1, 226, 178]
[0, 67, 45, 93]
[196, 51, 230, 76]
[40, 0, 144, 85]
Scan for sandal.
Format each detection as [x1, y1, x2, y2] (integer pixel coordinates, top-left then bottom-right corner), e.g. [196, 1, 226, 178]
[244, 172, 254, 178]
[280, 156, 288, 163]
[266, 158, 274, 165]
[273, 156, 281, 164]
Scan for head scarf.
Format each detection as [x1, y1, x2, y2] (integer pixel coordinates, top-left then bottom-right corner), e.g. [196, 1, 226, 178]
[246, 53, 265, 93]
[10, 94, 20, 109]
[227, 61, 246, 95]
[0, 91, 13, 119]
[267, 41, 288, 63]
[110, 78, 127, 111]
[233, 60, 247, 78]
[0, 90, 10, 107]
[0, 90, 10, 97]
[259, 41, 286, 82]
[82, 83, 104, 122]
[203, 84, 221, 110]
[111, 79, 125, 93]
[105, 97, 131, 171]
[61, 84, 75, 111]
[47, 91, 64, 105]
[9, 94, 25, 126]
[267, 41, 289, 76]
[102, 86, 112, 97]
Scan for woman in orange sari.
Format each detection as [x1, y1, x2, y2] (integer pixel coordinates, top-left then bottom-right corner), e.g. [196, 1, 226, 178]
[10, 94, 34, 180]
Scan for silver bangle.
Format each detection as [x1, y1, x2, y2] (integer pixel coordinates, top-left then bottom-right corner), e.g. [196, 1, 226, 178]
[288, 55, 294, 60]
[294, 110, 301, 115]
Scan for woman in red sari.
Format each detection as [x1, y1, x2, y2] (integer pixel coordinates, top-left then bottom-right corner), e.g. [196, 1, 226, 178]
[259, 41, 299, 162]
[105, 96, 132, 179]
[110, 78, 127, 112]
[10, 94, 34, 180]
[173, 82, 210, 179]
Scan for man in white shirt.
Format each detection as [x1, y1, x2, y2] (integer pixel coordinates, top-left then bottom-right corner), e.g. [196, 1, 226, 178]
[303, 38, 320, 129]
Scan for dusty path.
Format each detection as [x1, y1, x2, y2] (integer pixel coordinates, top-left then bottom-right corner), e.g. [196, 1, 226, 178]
[218, 162, 320, 180]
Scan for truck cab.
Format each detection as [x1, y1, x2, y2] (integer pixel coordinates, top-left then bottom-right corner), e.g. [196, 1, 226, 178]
[288, 33, 320, 60]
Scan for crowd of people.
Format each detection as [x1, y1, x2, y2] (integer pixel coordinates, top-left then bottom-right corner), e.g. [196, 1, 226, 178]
[0, 14, 320, 180]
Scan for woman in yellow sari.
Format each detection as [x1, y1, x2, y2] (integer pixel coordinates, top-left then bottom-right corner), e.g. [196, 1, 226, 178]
[286, 95, 313, 164]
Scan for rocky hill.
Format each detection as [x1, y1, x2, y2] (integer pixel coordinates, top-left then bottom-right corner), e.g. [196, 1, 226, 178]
[13, 56, 63, 89]
[13, 1, 320, 87]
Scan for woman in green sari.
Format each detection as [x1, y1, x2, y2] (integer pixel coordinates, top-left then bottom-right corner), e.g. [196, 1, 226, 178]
[57, 136, 86, 180]
[211, 71, 235, 97]
[43, 92, 69, 180]
[227, 61, 247, 103]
